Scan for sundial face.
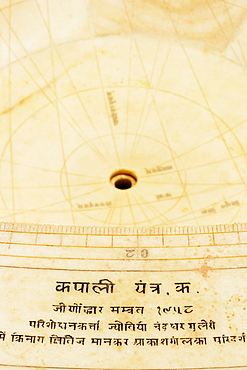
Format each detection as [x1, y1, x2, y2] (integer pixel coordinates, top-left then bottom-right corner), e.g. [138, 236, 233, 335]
[0, 0, 247, 226]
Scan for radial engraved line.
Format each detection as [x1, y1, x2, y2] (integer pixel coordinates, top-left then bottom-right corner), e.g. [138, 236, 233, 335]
[222, 0, 247, 67]
[205, 0, 243, 66]
[141, 152, 247, 182]
[130, 41, 162, 155]
[46, 0, 75, 224]
[0, 43, 105, 165]
[38, 185, 247, 222]
[122, 0, 167, 155]
[34, 0, 109, 161]
[0, 181, 245, 224]
[119, 196, 123, 226]
[164, 9, 247, 209]
[132, 194, 153, 225]
[152, 179, 242, 209]
[170, 17, 247, 194]
[122, 0, 183, 155]
[2, 5, 245, 181]
[172, 188, 246, 221]
[126, 192, 136, 226]
[230, 193, 247, 224]
[0, 37, 101, 163]
[0, 1, 30, 12]
[157, 189, 247, 226]
[135, 192, 173, 225]
[0, 12, 56, 100]
[156, 115, 247, 169]
[236, 39, 247, 67]
[0, 184, 107, 221]
[118, 30, 199, 225]
[0, 11, 106, 163]
[141, 178, 243, 187]
[124, 33, 134, 158]
[87, 6, 121, 168]
[103, 194, 119, 226]
[0, 159, 102, 179]
[1, 181, 106, 190]
[124, 0, 135, 157]
[130, 42, 173, 153]
[129, 5, 247, 191]
[146, 107, 198, 224]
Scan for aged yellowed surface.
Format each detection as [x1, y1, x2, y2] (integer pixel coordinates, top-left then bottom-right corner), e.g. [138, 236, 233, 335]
[0, 222, 246, 369]
[0, 1, 247, 369]
[0, 0, 247, 226]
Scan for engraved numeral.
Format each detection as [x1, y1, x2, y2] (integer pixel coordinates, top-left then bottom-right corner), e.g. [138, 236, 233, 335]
[125, 249, 149, 259]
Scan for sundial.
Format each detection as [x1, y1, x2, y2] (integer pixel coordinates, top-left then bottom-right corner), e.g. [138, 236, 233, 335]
[0, 2, 247, 369]
[1, 0, 247, 227]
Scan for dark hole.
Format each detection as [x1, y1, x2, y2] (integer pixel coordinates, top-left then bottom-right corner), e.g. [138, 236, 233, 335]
[114, 178, 132, 190]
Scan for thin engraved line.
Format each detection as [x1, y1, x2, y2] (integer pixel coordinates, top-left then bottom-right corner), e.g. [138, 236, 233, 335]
[2, 78, 244, 184]
[103, 194, 119, 226]
[222, 0, 247, 67]
[0, 183, 107, 221]
[87, 6, 121, 168]
[236, 39, 247, 67]
[0, 159, 102, 179]
[124, 44, 132, 158]
[80, 187, 246, 226]
[130, 42, 173, 150]
[132, 194, 155, 225]
[124, 0, 135, 159]
[141, 153, 247, 180]
[0, 184, 244, 223]
[34, 0, 108, 160]
[0, 13, 106, 162]
[0, 181, 106, 190]
[130, 44, 162, 154]
[121, 1, 198, 225]
[119, 203, 123, 226]
[122, 0, 171, 154]
[0, 253, 246, 262]
[0, 265, 247, 274]
[0, 362, 246, 370]
[135, 192, 172, 224]
[46, 0, 75, 224]
[167, 12, 247, 196]
[0, 21, 244, 73]
[2, 239, 247, 249]
[0, 0, 30, 12]
[157, 133, 247, 172]
[142, 179, 244, 186]
[0, 108, 107, 182]
[155, 189, 246, 226]
[0, 5, 107, 217]
[205, 0, 243, 66]
[126, 192, 137, 226]
[127, 5, 181, 153]
[142, 195, 182, 226]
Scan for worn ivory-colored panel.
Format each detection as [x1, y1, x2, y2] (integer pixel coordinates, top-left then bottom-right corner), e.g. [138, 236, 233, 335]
[0, 0, 247, 227]
[0, 222, 246, 369]
[0, 1, 247, 368]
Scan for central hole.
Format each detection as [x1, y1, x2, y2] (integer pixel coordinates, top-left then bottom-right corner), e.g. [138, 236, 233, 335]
[115, 178, 132, 190]
[110, 169, 137, 191]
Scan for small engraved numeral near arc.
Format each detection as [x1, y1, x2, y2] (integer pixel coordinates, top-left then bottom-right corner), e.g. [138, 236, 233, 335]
[125, 248, 149, 258]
